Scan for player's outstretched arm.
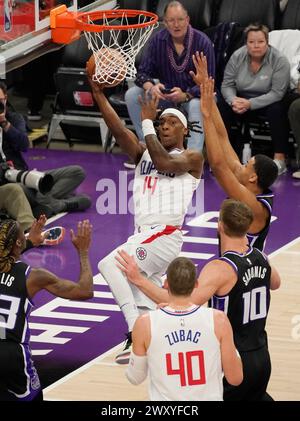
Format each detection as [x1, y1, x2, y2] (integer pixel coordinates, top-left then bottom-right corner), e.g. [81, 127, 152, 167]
[87, 72, 144, 164]
[214, 310, 243, 386]
[125, 315, 149, 385]
[192, 259, 237, 305]
[191, 52, 240, 171]
[116, 250, 169, 303]
[27, 220, 93, 300]
[201, 79, 264, 220]
[270, 264, 281, 290]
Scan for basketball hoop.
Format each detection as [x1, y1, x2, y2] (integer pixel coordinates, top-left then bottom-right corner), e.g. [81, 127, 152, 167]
[50, 6, 158, 84]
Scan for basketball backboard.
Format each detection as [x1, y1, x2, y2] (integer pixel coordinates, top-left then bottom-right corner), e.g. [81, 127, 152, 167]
[0, 0, 116, 77]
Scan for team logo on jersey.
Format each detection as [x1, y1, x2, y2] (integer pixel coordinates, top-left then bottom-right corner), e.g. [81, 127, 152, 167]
[31, 367, 41, 390]
[136, 247, 147, 260]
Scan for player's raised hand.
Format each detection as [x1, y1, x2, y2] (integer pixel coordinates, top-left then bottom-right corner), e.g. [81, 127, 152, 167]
[139, 93, 159, 122]
[190, 51, 209, 86]
[27, 214, 47, 246]
[86, 70, 106, 95]
[200, 77, 215, 119]
[70, 220, 92, 252]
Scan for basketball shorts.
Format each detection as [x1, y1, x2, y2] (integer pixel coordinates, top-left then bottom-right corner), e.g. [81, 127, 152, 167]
[223, 345, 272, 401]
[118, 224, 183, 310]
[0, 341, 42, 401]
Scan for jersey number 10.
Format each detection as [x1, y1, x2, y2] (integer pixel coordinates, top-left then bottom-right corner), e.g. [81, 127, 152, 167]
[166, 350, 206, 387]
[242, 286, 267, 324]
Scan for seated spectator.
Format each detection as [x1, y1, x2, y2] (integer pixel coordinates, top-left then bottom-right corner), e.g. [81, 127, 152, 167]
[124, 0, 215, 168]
[0, 185, 64, 248]
[288, 96, 300, 178]
[268, 30, 300, 178]
[218, 23, 290, 175]
[0, 183, 35, 233]
[0, 81, 91, 216]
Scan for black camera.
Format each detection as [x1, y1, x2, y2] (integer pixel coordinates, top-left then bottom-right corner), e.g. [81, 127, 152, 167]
[0, 161, 54, 194]
[0, 161, 10, 185]
[161, 88, 173, 94]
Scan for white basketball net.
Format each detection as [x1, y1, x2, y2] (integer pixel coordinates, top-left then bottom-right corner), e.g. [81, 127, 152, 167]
[83, 11, 158, 85]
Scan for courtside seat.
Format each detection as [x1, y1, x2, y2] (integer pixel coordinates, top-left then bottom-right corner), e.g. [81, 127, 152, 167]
[280, 0, 300, 29]
[215, 0, 280, 30]
[48, 35, 113, 148]
[153, 0, 217, 30]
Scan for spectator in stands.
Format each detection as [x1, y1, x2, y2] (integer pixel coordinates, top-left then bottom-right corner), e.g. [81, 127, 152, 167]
[288, 96, 300, 178]
[0, 184, 35, 233]
[0, 186, 64, 249]
[218, 23, 290, 175]
[124, 0, 215, 168]
[268, 30, 300, 179]
[0, 81, 91, 217]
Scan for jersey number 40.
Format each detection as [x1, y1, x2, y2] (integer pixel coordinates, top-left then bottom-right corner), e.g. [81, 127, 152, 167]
[166, 350, 206, 387]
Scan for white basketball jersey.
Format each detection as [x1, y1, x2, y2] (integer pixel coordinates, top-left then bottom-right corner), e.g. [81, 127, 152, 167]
[133, 149, 200, 228]
[147, 305, 223, 401]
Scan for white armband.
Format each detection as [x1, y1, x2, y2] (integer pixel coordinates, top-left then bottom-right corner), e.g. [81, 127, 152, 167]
[142, 119, 156, 137]
[125, 351, 148, 385]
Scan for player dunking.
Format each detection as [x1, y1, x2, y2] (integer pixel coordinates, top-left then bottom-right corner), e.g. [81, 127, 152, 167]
[88, 73, 203, 364]
[125, 256, 243, 400]
[0, 219, 93, 401]
[118, 199, 281, 400]
[191, 52, 278, 251]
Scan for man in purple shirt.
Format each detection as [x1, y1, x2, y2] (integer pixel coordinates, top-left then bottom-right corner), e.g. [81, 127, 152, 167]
[124, 0, 215, 167]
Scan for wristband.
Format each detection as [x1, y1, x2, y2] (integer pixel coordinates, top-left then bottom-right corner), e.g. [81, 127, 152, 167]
[142, 119, 156, 137]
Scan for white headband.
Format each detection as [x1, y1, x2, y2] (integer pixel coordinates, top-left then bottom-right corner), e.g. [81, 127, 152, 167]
[160, 108, 188, 128]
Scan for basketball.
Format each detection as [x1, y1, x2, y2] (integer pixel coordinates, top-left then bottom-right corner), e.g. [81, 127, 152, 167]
[86, 48, 127, 87]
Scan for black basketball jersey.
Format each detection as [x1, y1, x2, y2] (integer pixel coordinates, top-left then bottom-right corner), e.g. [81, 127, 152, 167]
[246, 190, 273, 252]
[211, 247, 271, 352]
[0, 261, 33, 344]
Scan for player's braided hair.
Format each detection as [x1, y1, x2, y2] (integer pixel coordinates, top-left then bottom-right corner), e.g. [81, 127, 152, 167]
[0, 219, 18, 272]
[184, 121, 203, 149]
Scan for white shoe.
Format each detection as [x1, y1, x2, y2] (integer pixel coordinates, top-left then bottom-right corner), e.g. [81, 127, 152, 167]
[292, 170, 300, 179]
[273, 159, 287, 176]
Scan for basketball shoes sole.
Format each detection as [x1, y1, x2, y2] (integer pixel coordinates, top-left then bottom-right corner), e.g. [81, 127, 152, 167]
[42, 226, 65, 246]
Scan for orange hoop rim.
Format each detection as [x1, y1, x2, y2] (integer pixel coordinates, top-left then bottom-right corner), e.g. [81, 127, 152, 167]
[75, 9, 158, 33]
